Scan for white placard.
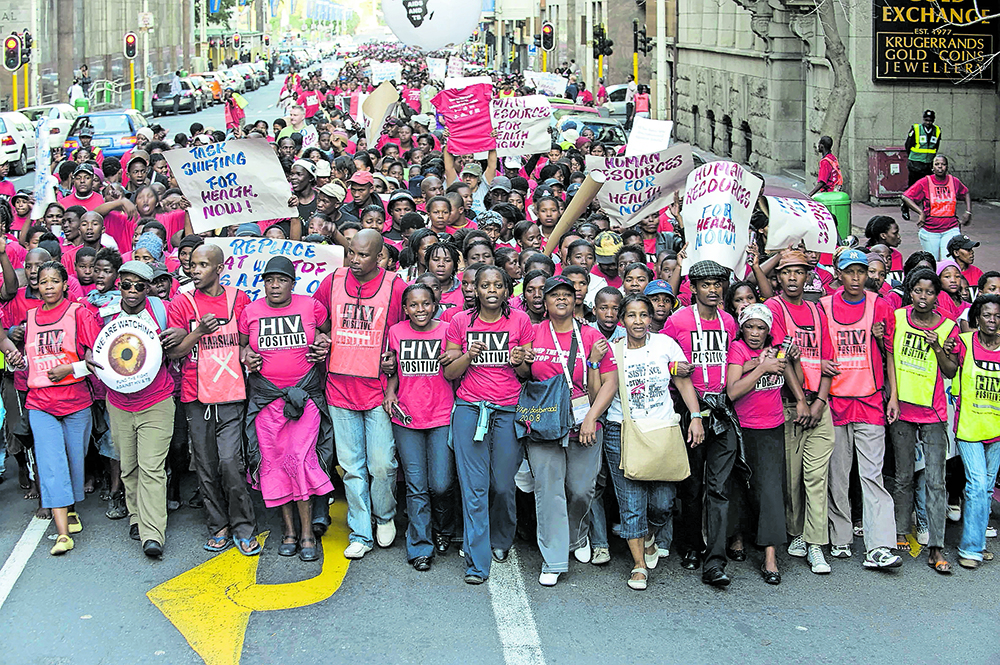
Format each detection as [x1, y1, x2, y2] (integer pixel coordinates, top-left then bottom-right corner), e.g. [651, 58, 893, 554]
[681, 161, 763, 275]
[523, 71, 567, 97]
[92, 315, 164, 394]
[426, 57, 447, 82]
[764, 196, 836, 254]
[31, 118, 56, 220]
[625, 117, 673, 157]
[447, 57, 467, 79]
[490, 95, 552, 157]
[163, 139, 294, 234]
[208, 237, 344, 302]
[585, 143, 694, 227]
[370, 60, 403, 85]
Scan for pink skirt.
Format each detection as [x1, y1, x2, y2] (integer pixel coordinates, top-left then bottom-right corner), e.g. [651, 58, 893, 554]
[253, 399, 334, 508]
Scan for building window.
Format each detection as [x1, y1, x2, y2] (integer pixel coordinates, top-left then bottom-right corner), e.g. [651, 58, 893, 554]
[722, 115, 733, 158]
[691, 105, 699, 148]
[707, 110, 716, 152]
[740, 121, 752, 162]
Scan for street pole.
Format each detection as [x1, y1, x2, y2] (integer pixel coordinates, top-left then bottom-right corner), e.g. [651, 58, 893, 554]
[30, 0, 37, 105]
[200, 0, 207, 64]
[11, 71, 17, 110]
[23, 64, 28, 109]
[143, 0, 150, 111]
[655, 0, 666, 119]
[130, 60, 136, 109]
[632, 19, 639, 82]
[585, 0, 593, 88]
[542, 50, 547, 73]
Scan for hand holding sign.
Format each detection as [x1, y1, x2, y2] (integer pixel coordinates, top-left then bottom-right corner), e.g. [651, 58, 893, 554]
[585, 143, 693, 228]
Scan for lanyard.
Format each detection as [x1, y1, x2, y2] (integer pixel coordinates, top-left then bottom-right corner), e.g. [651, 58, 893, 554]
[691, 305, 726, 387]
[549, 321, 584, 393]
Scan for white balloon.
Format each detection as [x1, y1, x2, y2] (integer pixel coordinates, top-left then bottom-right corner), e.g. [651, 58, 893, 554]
[381, 0, 481, 51]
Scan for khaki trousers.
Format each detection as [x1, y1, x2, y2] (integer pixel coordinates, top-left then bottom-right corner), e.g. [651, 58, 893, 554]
[783, 402, 835, 545]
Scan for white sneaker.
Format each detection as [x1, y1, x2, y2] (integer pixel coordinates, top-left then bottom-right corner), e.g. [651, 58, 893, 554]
[807, 544, 831, 574]
[538, 572, 560, 586]
[830, 544, 852, 559]
[344, 542, 372, 559]
[863, 547, 902, 569]
[787, 535, 807, 558]
[916, 528, 929, 545]
[644, 535, 659, 569]
[657, 547, 670, 559]
[947, 504, 962, 522]
[574, 537, 591, 564]
[591, 547, 611, 565]
[987, 525, 997, 538]
[376, 521, 396, 548]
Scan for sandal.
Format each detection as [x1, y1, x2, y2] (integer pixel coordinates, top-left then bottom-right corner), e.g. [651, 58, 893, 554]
[234, 536, 262, 557]
[50, 535, 74, 556]
[627, 567, 648, 591]
[928, 559, 952, 575]
[68, 512, 83, 534]
[203, 535, 233, 553]
[896, 538, 910, 551]
[278, 536, 298, 557]
[982, 550, 994, 562]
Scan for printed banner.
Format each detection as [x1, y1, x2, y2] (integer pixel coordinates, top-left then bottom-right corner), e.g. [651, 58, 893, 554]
[370, 60, 404, 84]
[163, 138, 293, 234]
[625, 117, 673, 157]
[431, 84, 497, 155]
[207, 237, 344, 301]
[764, 196, 836, 254]
[585, 143, 694, 227]
[426, 57, 447, 82]
[490, 95, 552, 157]
[92, 315, 164, 394]
[680, 161, 763, 275]
[523, 71, 567, 97]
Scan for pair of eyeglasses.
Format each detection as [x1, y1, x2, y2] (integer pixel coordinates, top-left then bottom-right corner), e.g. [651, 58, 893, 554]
[120, 281, 147, 292]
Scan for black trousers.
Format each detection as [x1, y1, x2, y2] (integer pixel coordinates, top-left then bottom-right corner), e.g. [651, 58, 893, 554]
[906, 159, 932, 187]
[677, 423, 738, 572]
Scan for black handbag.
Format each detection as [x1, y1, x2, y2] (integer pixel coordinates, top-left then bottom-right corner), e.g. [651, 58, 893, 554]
[514, 329, 578, 444]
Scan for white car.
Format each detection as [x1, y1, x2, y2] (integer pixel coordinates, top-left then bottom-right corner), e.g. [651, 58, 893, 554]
[0, 111, 37, 175]
[217, 69, 245, 94]
[20, 103, 81, 148]
[602, 84, 629, 121]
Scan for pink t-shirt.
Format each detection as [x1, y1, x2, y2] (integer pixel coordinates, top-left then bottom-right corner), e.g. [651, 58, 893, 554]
[103, 300, 176, 412]
[439, 283, 465, 312]
[727, 340, 785, 429]
[157, 210, 188, 249]
[58, 191, 104, 212]
[25, 300, 101, 416]
[903, 175, 969, 233]
[886, 307, 959, 424]
[431, 84, 497, 155]
[661, 306, 738, 397]
[531, 322, 616, 398]
[446, 308, 535, 406]
[104, 210, 139, 254]
[388, 321, 455, 429]
[239, 295, 327, 389]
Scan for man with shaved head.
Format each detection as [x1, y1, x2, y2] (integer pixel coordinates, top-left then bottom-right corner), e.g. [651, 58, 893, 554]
[420, 175, 445, 201]
[165, 244, 260, 555]
[313, 228, 407, 558]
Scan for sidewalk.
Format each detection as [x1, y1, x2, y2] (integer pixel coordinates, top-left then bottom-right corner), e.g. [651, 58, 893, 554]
[849, 199, 1000, 274]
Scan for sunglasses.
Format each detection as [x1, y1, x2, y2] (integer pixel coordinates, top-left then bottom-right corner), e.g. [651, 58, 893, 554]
[120, 281, 147, 292]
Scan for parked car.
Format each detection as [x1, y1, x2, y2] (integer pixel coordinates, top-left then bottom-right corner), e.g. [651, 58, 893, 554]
[602, 84, 628, 120]
[20, 103, 81, 146]
[193, 72, 223, 103]
[248, 62, 269, 86]
[189, 75, 216, 105]
[216, 69, 245, 94]
[232, 64, 258, 91]
[554, 115, 628, 147]
[0, 111, 37, 175]
[64, 109, 148, 159]
[151, 79, 202, 116]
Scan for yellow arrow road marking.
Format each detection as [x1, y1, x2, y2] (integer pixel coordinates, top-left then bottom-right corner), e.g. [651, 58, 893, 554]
[147, 502, 351, 665]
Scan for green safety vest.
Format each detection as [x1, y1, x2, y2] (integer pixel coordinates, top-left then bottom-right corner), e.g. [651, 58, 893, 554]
[908, 123, 940, 163]
[892, 309, 954, 408]
[954, 332, 1000, 442]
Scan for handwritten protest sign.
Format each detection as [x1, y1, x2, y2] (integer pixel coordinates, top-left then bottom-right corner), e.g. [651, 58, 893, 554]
[31, 118, 56, 220]
[426, 57, 447, 82]
[681, 161, 763, 275]
[208, 237, 344, 302]
[370, 60, 403, 84]
[362, 81, 401, 147]
[431, 84, 497, 154]
[585, 143, 694, 227]
[321, 61, 343, 83]
[764, 196, 836, 254]
[447, 57, 467, 79]
[163, 139, 292, 234]
[523, 71, 567, 97]
[490, 95, 552, 157]
[625, 117, 673, 157]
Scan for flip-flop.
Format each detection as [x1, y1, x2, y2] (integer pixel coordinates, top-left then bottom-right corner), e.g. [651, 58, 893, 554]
[928, 559, 952, 575]
[234, 536, 262, 557]
[203, 535, 233, 553]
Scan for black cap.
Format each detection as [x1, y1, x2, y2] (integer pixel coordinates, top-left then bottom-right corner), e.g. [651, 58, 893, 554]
[543, 275, 575, 295]
[263, 256, 296, 280]
[947, 234, 980, 253]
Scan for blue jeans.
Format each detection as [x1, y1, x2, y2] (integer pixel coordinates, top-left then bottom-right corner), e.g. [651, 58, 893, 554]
[329, 405, 397, 548]
[957, 438, 1000, 561]
[393, 423, 455, 561]
[917, 226, 961, 261]
[603, 422, 677, 544]
[29, 407, 93, 509]
[452, 401, 523, 579]
[588, 432, 610, 549]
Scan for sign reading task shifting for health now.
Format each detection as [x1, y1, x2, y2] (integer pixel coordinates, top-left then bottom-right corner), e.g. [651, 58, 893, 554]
[164, 138, 294, 234]
[585, 143, 693, 227]
[207, 237, 344, 301]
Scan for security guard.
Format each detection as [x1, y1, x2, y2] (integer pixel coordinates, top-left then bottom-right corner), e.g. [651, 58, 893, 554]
[902, 109, 941, 220]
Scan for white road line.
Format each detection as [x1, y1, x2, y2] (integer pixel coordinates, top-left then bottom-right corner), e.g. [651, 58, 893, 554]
[0, 516, 50, 611]
[488, 548, 545, 665]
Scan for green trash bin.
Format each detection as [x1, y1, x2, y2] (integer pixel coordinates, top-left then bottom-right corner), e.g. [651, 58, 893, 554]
[74, 98, 90, 113]
[134, 90, 144, 111]
[813, 191, 852, 240]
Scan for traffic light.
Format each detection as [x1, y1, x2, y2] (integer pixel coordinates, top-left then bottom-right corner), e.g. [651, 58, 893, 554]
[3, 34, 20, 72]
[20, 31, 31, 65]
[541, 22, 554, 51]
[124, 32, 137, 59]
[638, 26, 654, 55]
[233, 33, 241, 49]
[264, 35, 270, 47]
[533, 33, 541, 48]
[592, 25, 604, 60]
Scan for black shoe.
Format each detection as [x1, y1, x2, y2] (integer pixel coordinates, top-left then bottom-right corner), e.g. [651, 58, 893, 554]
[702, 568, 731, 587]
[106, 491, 128, 520]
[278, 536, 298, 557]
[435, 534, 451, 555]
[680, 550, 701, 570]
[311, 518, 330, 538]
[299, 539, 319, 562]
[188, 489, 204, 509]
[129, 523, 140, 541]
[726, 547, 747, 562]
[901, 206, 910, 221]
[412, 556, 432, 571]
[143, 540, 163, 558]
[464, 574, 485, 585]
[492, 548, 509, 563]
[760, 565, 781, 585]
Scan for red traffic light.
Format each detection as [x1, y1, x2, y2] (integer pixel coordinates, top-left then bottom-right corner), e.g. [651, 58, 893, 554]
[541, 21, 555, 51]
[124, 31, 138, 59]
[4, 37, 16, 48]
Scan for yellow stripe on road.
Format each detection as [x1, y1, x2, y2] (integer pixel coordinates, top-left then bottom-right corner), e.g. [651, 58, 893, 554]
[147, 502, 351, 664]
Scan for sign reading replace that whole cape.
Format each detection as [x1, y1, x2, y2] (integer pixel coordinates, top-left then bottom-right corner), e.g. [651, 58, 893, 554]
[382, 0, 481, 51]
